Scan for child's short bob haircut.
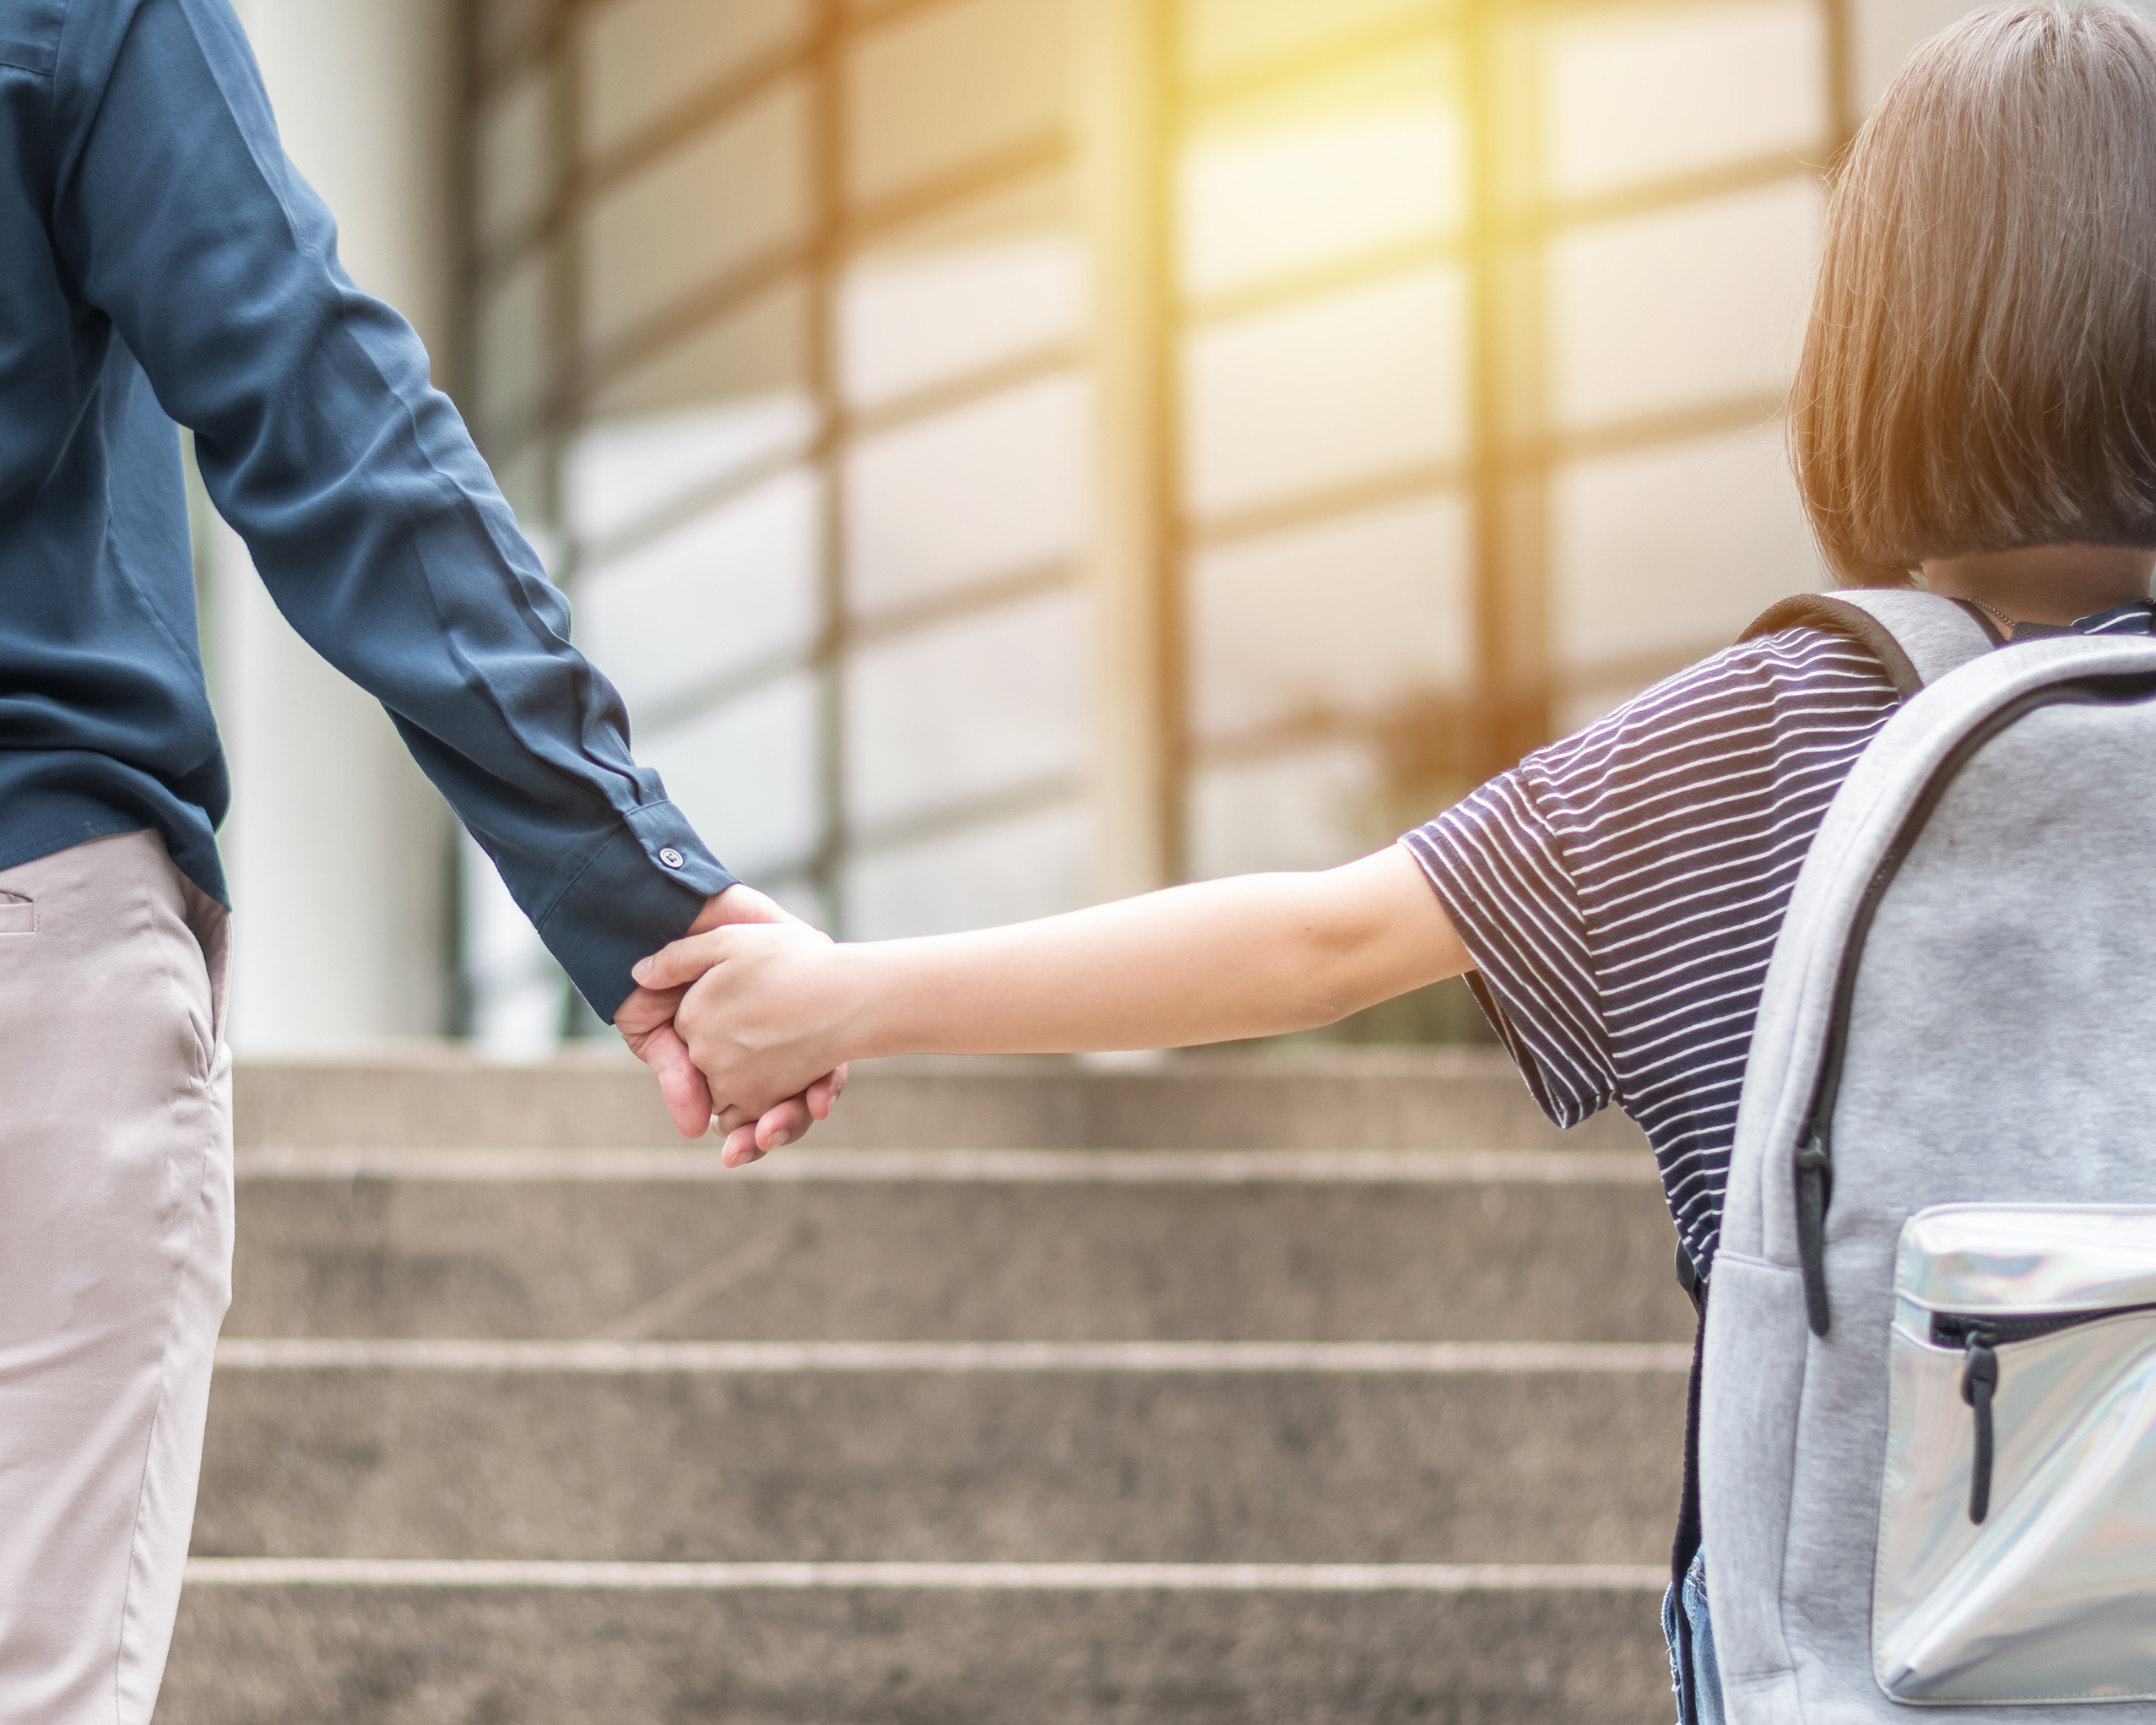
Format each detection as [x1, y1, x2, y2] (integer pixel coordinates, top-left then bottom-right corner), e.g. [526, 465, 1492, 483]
[1792, 1, 2156, 585]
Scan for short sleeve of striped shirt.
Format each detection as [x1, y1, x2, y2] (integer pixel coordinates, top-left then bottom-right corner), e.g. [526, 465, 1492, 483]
[1400, 627, 1901, 1274]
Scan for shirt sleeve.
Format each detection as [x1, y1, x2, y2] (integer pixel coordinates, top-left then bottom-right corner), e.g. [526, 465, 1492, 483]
[1400, 770, 1618, 1131]
[45, 0, 732, 1020]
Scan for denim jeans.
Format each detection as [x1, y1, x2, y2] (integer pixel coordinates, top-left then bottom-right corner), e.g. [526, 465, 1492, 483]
[1663, 1547, 1725, 1725]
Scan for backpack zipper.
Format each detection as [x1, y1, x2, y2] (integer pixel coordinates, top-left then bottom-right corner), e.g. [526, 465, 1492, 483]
[1930, 1303, 2156, 1523]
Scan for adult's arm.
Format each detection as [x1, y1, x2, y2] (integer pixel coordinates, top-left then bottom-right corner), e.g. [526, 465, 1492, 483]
[46, 0, 716, 1019]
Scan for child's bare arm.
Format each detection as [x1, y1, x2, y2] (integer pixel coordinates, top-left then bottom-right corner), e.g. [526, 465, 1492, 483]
[636, 844, 1470, 1143]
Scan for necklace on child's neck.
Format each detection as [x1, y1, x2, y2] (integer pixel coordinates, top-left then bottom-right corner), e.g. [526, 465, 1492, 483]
[1964, 595, 2018, 635]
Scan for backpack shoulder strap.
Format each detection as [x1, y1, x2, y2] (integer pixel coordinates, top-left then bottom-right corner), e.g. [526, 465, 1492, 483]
[1738, 589, 1997, 699]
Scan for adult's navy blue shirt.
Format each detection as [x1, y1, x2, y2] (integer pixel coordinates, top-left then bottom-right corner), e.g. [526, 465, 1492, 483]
[0, 0, 734, 1017]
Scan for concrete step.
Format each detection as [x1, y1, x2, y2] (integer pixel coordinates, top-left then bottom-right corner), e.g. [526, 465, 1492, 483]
[226, 1164, 1692, 1343]
[160, 1052, 1688, 1725]
[162, 1586, 1677, 1725]
[192, 1365, 1682, 1564]
[233, 1049, 1650, 1152]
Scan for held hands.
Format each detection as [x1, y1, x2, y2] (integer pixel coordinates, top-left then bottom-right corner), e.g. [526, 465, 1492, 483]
[619, 848, 1476, 1167]
[630, 918, 857, 1164]
[615, 883, 847, 1165]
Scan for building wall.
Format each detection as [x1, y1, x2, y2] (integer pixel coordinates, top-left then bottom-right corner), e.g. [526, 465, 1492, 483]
[193, 0, 2063, 1054]
[465, 0, 1977, 1010]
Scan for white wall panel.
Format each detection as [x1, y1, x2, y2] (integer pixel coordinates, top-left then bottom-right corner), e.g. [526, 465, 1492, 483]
[1184, 265, 1468, 518]
[566, 394, 815, 547]
[839, 236, 1083, 409]
[575, 468, 821, 713]
[845, 801, 1091, 939]
[1190, 495, 1470, 741]
[639, 672, 823, 880]
[474, 66, 553, 254]
[1181, 85, 1463, 299]
[1855, 0, 1990, 107]
[844, 589, 1088, 829]
[846, 376, 1086, 611]
[1543, 1, 1826, 198]
[582, 83, 807, 354]
[847, 0, 1064, 203]
[582, 0, 805, 160]
[1180, 0, 1444, 84]
[1188, 743, 1379, 880]
[1550, 425, 1826, 712]
[473, 247, 553, 436]
[1547, 177, 1822, 429]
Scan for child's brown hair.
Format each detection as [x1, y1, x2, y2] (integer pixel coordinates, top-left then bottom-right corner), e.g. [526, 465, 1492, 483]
[1791, 1, 2156, 585]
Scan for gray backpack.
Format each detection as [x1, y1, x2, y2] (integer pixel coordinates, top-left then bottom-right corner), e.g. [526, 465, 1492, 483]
[1698, 589, 2156, 1720]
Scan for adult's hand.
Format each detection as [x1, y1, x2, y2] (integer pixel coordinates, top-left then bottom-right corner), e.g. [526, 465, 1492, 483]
[616, 884, 847, 1158]
[636, 920, 859, 1141]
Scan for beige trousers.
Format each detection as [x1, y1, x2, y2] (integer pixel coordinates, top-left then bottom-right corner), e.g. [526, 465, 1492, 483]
[0, 831, 233, 1724]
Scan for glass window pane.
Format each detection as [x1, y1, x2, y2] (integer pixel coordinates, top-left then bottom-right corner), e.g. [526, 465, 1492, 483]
[1180, 50, 1463, 301]
[587, 284, 811, 425]
[1184, 264, 1468, 519]
[845, 801, 1090, 939]
[566, 393, 815, 547]
[1855, 0, 1973, 111]
[844, 589, 1087, 831]
[1542, 1, 1827, 200]
[573, 467, 821, 713]
[1180, 0, 1445, 87]
[845, 374, 1085, 613]
[582, 81, 809, 356]
[488, 443, 553, 540]
[1549, 427, 1824, 729]
[1188, 743, 1376, 879]
[846, 0, 1064, 207]
[1547, 177, 1821, 430]
[475, 66, 555, 254]
[1190, 494, 1470, 742]
[841, 231, 1083, 410]
[581, 0, 806, 161]
[761, 873, 829, 931]
[473, 247, 555, 437]
[639, 672, 822, 879]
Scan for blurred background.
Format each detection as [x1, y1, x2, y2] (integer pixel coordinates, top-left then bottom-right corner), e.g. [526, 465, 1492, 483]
[197, 0, 1984, 1057]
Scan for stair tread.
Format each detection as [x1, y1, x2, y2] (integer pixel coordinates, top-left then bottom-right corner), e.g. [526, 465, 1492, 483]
[194, 1370, 1683, 1565]
[163, 1587, 1677, 1725]
[227, 1180, 1692, 1343]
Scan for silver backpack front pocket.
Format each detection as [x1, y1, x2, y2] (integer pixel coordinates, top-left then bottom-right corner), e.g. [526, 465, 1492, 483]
[1874, 1205, 2156, 1704]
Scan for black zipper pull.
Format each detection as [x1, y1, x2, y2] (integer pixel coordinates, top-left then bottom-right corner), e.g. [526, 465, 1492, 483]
[1961, 1326, 1998, 1523]
[1793, 1126, 1834, 1336]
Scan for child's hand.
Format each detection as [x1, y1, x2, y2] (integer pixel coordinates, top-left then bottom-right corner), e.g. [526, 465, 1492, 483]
[632, 921, 857, 1165]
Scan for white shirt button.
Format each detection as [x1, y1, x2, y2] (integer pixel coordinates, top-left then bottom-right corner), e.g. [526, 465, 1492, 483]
[658, 847, 685, 870]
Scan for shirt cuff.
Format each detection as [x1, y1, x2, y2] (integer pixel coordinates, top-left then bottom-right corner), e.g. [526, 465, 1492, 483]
[534, 801, 736, 1021]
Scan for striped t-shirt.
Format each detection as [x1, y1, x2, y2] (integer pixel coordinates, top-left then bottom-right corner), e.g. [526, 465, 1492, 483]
[1402, 602, 2156, 1278]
